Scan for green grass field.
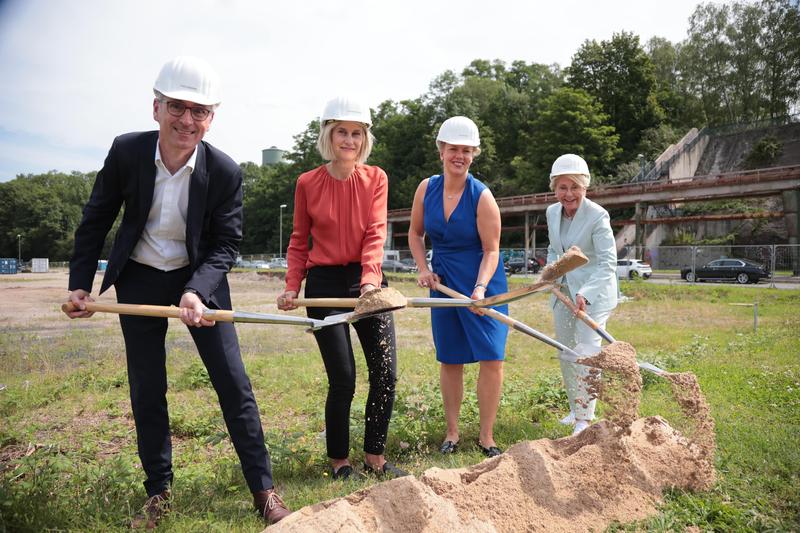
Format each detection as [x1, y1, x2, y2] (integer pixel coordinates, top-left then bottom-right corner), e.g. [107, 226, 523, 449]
[1, 274, 798, 532]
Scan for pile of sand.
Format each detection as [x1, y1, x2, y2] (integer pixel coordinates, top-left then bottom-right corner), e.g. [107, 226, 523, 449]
[267, 417, 712, 532]
[265, 334, 716, 532]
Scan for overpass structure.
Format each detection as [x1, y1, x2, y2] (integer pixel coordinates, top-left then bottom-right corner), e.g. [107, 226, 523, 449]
[386, 165, 800, 253]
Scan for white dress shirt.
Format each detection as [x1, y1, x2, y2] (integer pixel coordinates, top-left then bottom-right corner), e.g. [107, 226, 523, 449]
[129, 141, 196, 271]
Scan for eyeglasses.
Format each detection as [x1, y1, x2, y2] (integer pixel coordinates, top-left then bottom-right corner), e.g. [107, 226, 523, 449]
[161, 100, 213, 121]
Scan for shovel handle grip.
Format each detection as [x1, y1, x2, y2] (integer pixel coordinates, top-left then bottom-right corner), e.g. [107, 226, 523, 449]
[549, 289, 615, 343]
[61, 301, 235, 322]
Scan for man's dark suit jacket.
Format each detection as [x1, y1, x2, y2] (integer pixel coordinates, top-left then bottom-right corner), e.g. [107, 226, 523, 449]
[69, 131, 243, 309]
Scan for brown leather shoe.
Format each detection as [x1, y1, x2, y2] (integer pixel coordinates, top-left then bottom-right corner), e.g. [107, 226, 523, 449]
[253, 488, 292, 525]
[130, 490, 171, 529]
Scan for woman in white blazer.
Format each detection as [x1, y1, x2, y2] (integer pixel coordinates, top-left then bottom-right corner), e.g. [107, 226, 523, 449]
[545, 154, 618, 435]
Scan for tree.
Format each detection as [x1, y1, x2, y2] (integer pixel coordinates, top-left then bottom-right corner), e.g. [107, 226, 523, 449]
[567, 32, 664, 159]
[512, 88, 621, 191]
[0, 172, 95, 260]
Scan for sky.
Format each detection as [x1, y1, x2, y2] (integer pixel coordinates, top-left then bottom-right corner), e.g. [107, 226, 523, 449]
[0, 0, 703, 181]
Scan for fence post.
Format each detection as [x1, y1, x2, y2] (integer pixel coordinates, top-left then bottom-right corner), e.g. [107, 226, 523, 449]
[691, 246, 697, 283]
[770, 244, 777, 288]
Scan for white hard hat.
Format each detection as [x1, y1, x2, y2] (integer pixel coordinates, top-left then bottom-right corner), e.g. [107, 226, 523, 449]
[320, 97, 372, 128]
[550, 154, 591, 179]
[153, 56, 221, 106]
[436, 116, 480, 147]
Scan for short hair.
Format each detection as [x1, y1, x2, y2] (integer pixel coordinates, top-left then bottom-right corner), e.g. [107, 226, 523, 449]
[549, 173, 590, 191]
[153, 89, 219, 111]
[436, 140, 482, 157]
[317, 121, 374, 164]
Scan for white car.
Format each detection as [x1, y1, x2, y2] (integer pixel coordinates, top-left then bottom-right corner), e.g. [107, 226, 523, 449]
[616, 259, 652, 280]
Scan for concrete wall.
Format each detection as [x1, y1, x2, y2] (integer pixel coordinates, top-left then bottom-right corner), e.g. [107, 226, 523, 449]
[669, 134, 709, 179]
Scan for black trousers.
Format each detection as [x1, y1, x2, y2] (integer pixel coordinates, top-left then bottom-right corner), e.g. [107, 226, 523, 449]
[115, 261, 273, 496]
[305, 264, 398, 459]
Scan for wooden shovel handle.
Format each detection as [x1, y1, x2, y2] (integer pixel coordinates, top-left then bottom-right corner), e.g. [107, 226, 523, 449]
[61, 301, 235, 322]
[292, 297, 358, 308]
[433, 283, 516, 328]
[549, 289, 595, 325]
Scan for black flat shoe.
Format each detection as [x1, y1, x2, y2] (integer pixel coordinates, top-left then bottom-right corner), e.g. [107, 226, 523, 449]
[363, 461, 409, 478]
[478, 442, 503, 457]
[331, 464, 364, 481]
[439, 440, 459, 454]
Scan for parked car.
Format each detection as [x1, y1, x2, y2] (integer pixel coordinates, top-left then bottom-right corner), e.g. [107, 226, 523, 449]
[382, 259, 415, 273]
[267, 258, 287, 269]
[680, 258, 769, 284]
[616, 259, 652, 280]
[505, 257, 540, 274]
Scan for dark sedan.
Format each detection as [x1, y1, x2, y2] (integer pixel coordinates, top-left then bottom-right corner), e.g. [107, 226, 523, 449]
[505, 257, 541, 274]
[681, 258, 769, 284]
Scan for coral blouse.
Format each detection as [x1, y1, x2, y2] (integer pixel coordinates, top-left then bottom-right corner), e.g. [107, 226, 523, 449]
[284, 164, 388, 293]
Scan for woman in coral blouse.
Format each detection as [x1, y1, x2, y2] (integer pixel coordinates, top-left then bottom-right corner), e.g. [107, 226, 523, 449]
[277, 97, 406, 480]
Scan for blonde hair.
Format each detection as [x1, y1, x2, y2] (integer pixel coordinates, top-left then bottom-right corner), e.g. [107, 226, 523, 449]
[317, 121, 374, 164]
[549, 173, 590, 191]
[436, 140, 481, 157]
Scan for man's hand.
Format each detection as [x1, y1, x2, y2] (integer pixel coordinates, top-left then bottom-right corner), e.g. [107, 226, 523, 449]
[65, 289, 95, 318]
[179, 291, 215, 327]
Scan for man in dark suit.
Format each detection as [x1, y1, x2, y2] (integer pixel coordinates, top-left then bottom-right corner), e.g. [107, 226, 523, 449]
[64, 56, 290, 528]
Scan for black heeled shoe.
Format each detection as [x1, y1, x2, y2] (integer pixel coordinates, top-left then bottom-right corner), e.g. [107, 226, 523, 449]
[439, 440, 459, 454]
[477, 442, 502, 457]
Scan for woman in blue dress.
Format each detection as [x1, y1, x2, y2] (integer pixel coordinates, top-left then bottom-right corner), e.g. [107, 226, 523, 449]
[408, 116, 508, 457]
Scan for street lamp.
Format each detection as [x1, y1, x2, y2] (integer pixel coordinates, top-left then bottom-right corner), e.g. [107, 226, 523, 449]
[279, 204, 287, 259]
[637, 154, 645, 181]
[16, 234, 21, 270]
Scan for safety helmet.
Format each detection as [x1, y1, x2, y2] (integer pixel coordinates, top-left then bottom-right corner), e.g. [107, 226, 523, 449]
[320, 97, 372, 129]
[153, 56, 221, 106]
[436, 116, 480, 147]
[550, 154, 590, 178]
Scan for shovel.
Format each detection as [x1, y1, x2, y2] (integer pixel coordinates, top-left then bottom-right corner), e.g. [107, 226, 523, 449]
[291, 246, 588, 313]
[61, 301, 331, 330]
[549, 289, 667, 376]
[433, 283, 588, 366]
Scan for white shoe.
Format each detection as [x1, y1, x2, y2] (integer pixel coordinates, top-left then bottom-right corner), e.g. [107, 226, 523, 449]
[559, 412, 575, 426]
[572, 420, 590, 436]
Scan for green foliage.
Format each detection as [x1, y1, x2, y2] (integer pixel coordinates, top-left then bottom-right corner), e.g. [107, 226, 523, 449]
[567, 31, 664, 158]
[512, 87, 622, 189]
[743, 135, 783, 169]
[680, 0, 800, 125]
[0, 171, 97, 260]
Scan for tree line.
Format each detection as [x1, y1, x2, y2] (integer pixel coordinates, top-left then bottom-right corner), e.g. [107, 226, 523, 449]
[2, 0, 797, 260]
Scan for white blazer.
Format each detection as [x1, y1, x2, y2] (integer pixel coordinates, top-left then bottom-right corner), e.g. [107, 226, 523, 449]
[546, 197, 618, 313]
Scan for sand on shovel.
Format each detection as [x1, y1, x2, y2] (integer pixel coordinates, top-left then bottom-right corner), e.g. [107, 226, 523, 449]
[354, 287, 406, 315]
[539, 246, 588, 282]
[265, 344, 717, 532]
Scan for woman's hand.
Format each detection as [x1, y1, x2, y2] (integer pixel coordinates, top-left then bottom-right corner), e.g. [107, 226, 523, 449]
[575, 294, 588, 313]
[277, 290, 298, 311]
[469, 285, 487, 315]
[417, 269, 440, 290]
[360, 283, 376, 296]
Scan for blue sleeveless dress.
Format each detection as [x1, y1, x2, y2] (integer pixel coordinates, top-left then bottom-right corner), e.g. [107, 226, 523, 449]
[424, 174, 509, 363]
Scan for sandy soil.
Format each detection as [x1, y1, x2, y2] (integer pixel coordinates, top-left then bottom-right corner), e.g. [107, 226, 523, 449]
[265, 340, 716, 532]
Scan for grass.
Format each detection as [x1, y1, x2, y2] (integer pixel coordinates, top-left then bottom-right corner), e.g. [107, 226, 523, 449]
[1, 275, 799, 531]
